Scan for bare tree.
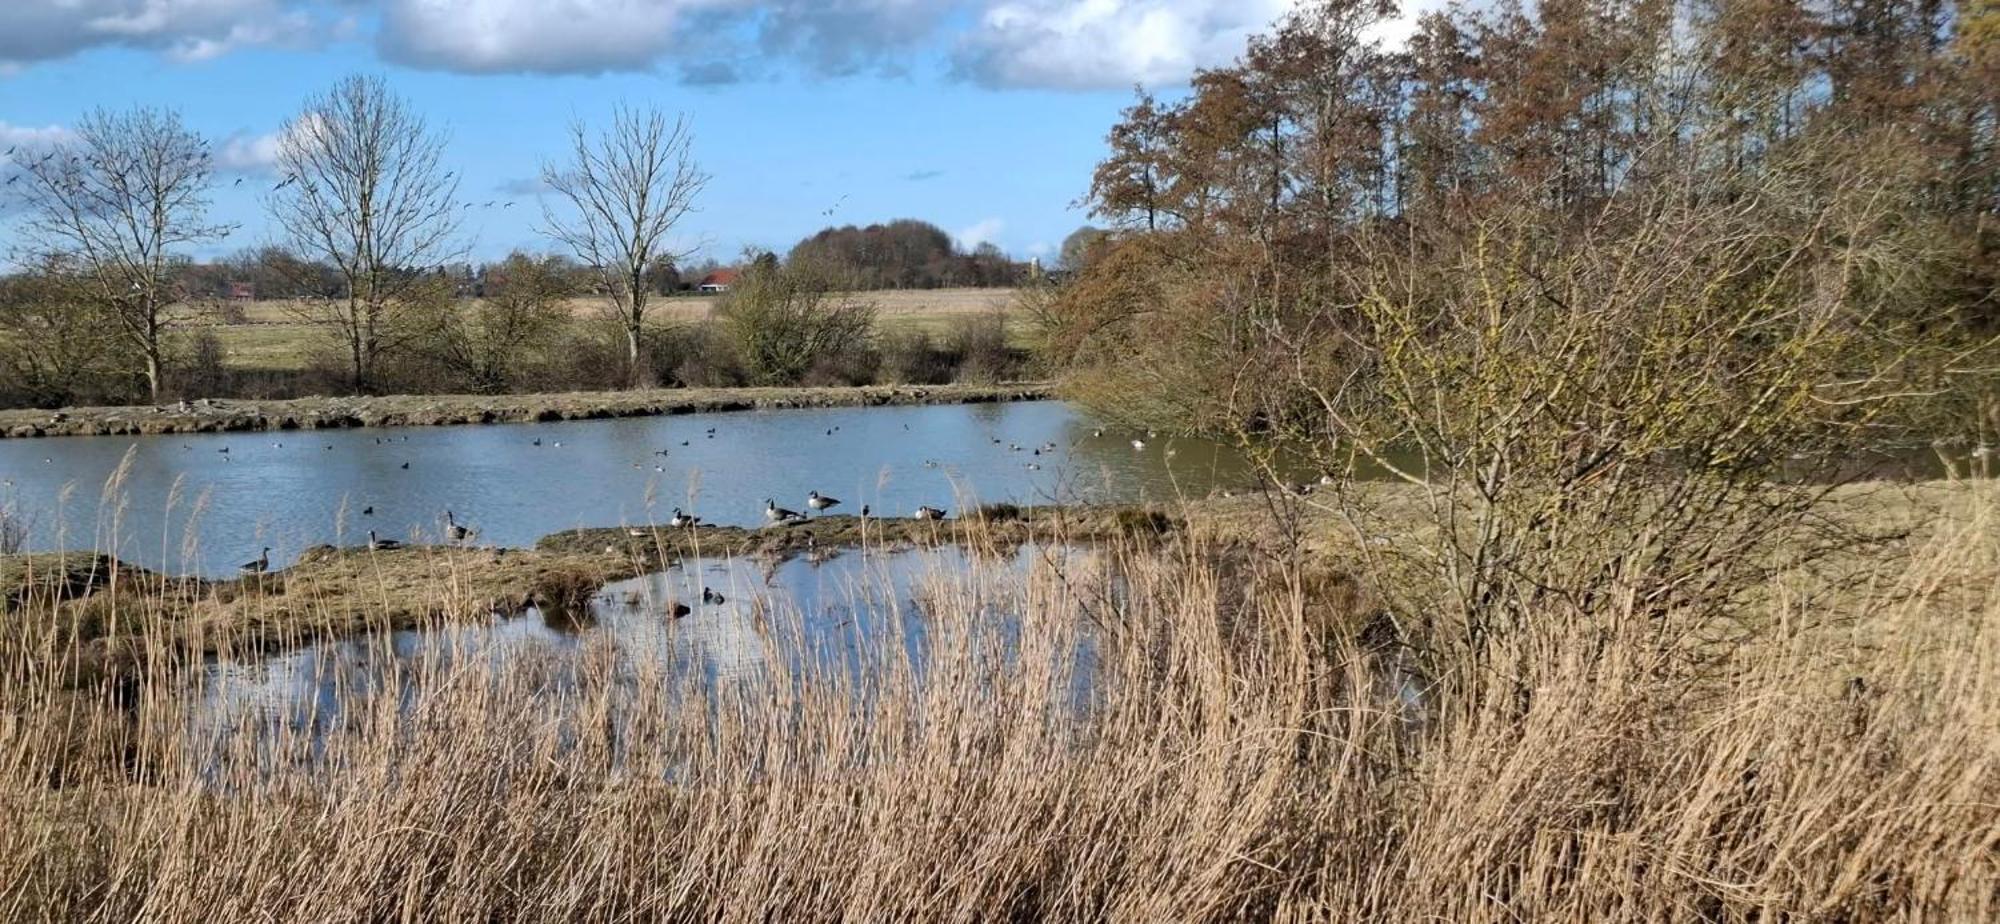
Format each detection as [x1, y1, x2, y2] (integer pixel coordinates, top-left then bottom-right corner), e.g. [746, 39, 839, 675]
[11, 107, 231, 401]
[269, 74, 462, 392]
[540, 106, 708, 387]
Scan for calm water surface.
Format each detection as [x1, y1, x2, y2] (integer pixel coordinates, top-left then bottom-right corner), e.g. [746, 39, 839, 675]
[0, 401, 1268, 574]
[192, 545, 1099, 752]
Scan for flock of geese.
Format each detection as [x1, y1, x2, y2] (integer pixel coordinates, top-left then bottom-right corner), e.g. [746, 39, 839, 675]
[229, 419, 1184, 576]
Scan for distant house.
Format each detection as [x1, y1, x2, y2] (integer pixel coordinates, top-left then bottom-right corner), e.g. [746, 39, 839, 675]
[227, 281, 256, 301]
[696, 269, 740, 293]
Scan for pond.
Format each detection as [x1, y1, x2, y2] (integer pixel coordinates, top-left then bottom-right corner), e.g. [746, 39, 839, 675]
[0, 401, 1272, 575]
[189, 544, 1103, 764]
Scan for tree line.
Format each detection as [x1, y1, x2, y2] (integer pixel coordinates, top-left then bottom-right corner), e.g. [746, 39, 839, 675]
[0, 77, 1029, 407]
[1043, 0, 1997, 431]
[1034, 0, 1999, 669]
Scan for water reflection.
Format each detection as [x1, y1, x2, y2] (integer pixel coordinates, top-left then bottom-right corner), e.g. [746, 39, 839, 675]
[191, 544, 1096, 753]
[0, 402, 1279, 574]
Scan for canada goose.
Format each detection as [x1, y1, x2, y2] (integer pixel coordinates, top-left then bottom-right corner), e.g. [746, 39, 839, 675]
[915, 505, 947, 521]
[765, 499, 805, 523]
[239, 547, 271, 574]
[400, 462, 410, 470]
[860, 504, 870, 518]
[669, 508, 702, 528]
[1131, 439, 1146, 450]
[1093, 428, 1104, 437]
[445, 511, 473, 543]
[216, 446, 229, 454]
[1026, 462, 1041, 470]
[703, 586, 725, 605]
[367, 531, 401, 551]
[806, 491, 840, 515]
[532, 437, 542, 446]
[669, 601, 691, 619]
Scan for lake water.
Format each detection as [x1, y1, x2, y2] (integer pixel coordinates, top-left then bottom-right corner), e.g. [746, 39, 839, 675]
[190, 544, 1102, 763]
[0, 401, 1270, 575]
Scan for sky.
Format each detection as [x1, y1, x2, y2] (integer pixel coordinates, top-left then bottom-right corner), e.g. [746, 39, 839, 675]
[0, 0, 1409, 267]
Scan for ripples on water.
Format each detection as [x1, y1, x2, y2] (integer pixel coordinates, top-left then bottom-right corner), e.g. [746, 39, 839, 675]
[0, 401, 1271, 574]
[189, 544, 1105, 772]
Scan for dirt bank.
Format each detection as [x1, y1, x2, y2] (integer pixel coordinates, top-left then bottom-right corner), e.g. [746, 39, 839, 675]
[0, 382, 1054, 439]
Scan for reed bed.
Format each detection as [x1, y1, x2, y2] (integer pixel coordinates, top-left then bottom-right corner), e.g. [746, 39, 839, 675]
[0, 494, 1995, 921]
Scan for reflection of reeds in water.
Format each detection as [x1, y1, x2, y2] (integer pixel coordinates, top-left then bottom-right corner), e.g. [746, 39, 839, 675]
[1, 498, 1998, 919]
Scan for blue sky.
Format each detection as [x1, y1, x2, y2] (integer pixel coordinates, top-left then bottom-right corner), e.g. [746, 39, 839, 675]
[0, 0, 1337, 266]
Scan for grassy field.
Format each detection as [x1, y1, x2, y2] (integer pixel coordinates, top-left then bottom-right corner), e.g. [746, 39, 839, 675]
[201, 288, 1025, 372]
[0, 482, 1993, 919]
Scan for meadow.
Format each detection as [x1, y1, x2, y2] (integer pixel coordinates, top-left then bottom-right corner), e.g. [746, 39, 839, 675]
[0, 482, 1993, 921]
[199, 288, 1025, 373]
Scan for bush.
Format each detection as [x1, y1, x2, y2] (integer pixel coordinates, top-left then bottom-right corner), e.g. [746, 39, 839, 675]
[875, 330, 952, 385]
[946, 308, 1013, 383]
[718, 260, 875, 386]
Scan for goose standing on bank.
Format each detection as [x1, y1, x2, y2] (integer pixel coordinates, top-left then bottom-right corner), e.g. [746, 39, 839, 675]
[765, 499, 805, 524]
[806, 491, 840, 516]
[367, 530, 402, 551]
[239, 547, 271, 574]
[445, 510, 474, 544]
[915, 505, 947, 521]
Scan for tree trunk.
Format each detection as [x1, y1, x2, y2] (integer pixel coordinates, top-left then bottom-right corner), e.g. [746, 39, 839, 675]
[625, 320, 643, 389]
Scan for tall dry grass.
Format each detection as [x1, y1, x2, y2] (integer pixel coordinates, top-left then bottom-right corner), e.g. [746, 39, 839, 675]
[0, 495, 1995, 921]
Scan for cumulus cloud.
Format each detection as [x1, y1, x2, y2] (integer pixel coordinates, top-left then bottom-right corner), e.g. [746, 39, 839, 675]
[376, 0, 712, 75]
[216, 129, 284, 175]
[0, 0, 321, 68]
[0, 122, 77, 160]
[951, 0, 1293, 90]
[1, 0, 1302, 91]
[955, 217, 1005, 250]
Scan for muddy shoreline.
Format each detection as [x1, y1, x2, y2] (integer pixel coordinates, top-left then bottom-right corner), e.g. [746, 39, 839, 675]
[0, 382, 1054, 439]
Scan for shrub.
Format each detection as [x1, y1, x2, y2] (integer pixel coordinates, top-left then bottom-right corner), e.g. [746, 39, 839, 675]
[946, 308, 1013, 383]
[718, 260, 875, 386]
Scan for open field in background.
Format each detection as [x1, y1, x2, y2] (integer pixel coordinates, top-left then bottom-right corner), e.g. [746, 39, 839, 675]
[198, 288, 1025, 372]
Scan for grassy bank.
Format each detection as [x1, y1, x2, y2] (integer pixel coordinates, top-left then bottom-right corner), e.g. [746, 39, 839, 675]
[0, 483, 1993, 919]
[0, 382, 1051, 439]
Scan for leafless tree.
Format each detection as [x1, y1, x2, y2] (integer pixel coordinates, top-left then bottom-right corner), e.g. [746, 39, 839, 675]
[540, 106, 708, 387]
[10, 107, 231, 401]
[269, 74, 462, 392]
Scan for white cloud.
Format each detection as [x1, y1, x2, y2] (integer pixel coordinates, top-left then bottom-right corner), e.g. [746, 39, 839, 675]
[376, 0, 715, 74]
[952, 0, 1294, 90]
[216, 129, 283, 175]
[0, 122, 78, 162]
[0, 0, 1313, 91]
[955, 217, 1005, 250]
[0, 0, 321, 68]
[374, 0, 949, 77]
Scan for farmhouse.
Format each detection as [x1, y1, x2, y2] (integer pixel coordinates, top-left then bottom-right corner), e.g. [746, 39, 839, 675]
[696, 269, 739, 293]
